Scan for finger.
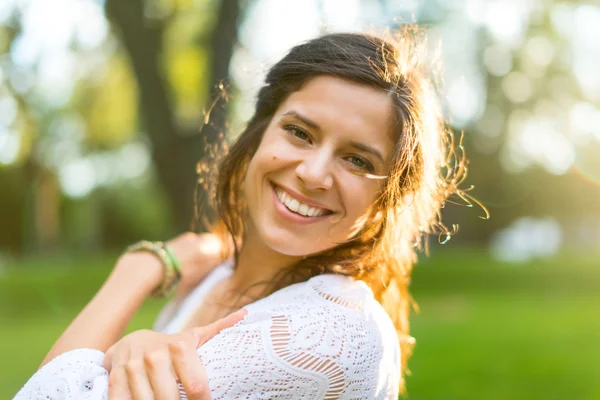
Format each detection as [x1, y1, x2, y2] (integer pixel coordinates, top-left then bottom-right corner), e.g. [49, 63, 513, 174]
[144, 351, 180, 400]
[170, 340, 211, 400]
[191, 308, 247, 346]
[108, 367, 132, 400]
[124, 359, 155, 400]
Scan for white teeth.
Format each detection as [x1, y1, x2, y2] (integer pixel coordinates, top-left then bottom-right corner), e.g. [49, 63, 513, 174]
[280, 191, 289, 204]
[275, 187, 328, 217]
[298, 204, 308, 215]
[288, 199, 300, 212]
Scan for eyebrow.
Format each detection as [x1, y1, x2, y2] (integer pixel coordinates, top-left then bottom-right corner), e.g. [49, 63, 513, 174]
[348, 141, 385, 163]
[282, 110, 320, 130]
[281, 110, 386, 163]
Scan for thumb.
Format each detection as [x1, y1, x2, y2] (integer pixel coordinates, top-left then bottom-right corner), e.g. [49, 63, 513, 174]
[189, 308, 247, 347]
[102, 343, 118, 372]
[102, 344, 123, 372]
[102, 351, 112, 372]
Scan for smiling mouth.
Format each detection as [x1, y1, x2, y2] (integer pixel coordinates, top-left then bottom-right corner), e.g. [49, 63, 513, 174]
[273, 185, 334, 218]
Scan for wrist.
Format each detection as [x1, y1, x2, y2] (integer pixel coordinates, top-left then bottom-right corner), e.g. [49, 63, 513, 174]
[112, 252, 164, 295]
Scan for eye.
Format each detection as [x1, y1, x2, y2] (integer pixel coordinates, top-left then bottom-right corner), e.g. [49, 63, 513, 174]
[347, 155, 374, 173]
[283, 125, 311, 143]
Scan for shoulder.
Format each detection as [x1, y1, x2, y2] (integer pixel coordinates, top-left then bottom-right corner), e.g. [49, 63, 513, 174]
[198, 274, 401, 398]
[258, 273, 400, 337]
[228, 274, 401, 398]
[295, 274, 401, 376]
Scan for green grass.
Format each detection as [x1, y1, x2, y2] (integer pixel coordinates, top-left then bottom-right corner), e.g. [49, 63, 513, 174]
[1, 249, 599, 399]
[407, 294, 600, 400]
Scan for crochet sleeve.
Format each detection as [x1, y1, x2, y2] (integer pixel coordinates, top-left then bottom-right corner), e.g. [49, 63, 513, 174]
[13, 349, 109, 400]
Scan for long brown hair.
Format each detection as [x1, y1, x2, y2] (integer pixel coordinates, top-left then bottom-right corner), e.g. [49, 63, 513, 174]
[197, 27, 478, 391]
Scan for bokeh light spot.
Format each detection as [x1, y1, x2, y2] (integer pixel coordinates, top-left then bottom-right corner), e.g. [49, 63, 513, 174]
[483, 44, 513, 76]
[502, 72, 533, 103]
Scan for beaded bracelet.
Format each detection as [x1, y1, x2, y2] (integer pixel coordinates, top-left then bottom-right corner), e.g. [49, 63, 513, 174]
[126, 240, 182, 297]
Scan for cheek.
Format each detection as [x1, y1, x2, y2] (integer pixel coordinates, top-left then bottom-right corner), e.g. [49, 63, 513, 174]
[329, 185, 380, 238]
[340, 180, 381, 216]
[252, 140, 295, 174]
[244, 142, 288, 197]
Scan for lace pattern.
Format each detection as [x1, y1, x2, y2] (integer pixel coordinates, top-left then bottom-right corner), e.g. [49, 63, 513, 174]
[14, 271, 400, 399]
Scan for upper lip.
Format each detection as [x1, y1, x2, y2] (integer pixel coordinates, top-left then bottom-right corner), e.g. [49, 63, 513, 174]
[272, 183, 334, 212]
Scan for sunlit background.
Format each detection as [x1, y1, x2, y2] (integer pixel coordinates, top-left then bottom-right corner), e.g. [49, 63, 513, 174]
[1, 0, 599, 398]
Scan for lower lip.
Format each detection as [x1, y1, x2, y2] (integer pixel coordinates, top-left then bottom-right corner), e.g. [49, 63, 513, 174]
[271, 184, 332, 225]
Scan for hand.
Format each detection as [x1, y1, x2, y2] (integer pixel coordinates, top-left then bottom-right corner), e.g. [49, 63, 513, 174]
[104, 308, 246, 400]
[166, 232, 230, 298]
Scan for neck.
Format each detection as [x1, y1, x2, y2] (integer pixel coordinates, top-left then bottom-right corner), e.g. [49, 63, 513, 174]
[229, 227, 302, 297]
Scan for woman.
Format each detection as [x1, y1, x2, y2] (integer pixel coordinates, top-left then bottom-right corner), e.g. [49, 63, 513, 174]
[15, 28, 470, 399]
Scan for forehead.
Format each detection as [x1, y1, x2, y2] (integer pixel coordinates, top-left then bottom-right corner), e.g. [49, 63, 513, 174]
[276, 76, 395, 157]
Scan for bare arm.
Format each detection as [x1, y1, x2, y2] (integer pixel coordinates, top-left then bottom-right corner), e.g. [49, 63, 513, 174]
[40, 232, 226, 368]
[40, 253, 162, 367]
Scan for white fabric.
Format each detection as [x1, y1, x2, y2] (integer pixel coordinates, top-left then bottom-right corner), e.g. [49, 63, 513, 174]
[153, 260, 235, 334]
[14, 262, 400, 399]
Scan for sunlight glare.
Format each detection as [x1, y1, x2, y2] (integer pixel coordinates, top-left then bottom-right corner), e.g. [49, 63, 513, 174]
[321, 0, 360, 31]
[36, 51, 77, 107]
[0, 94, 18, 128]
[9, 0, 109, 107]
[573, 54, 600, 102]
[240, 0, 321, 61]
[0, 0, 18, 25]
[117, 143, 151, 180]
[465, 0, 485, 24]
[0, 130, 20, 165]
[503, 112, 574, 175]
[490, 217, 563, 263]
[569, 102, 600, 140]
[58, 158, 96, 198]
[446, 77, 484, 127]
[573, 5, 600, 52]
[502, 72, 533, 103]
[525, 35, 554, 67]
[483, 0, 531, 48]
[550, 3, 573, 38]
[483, 44, 513, 76]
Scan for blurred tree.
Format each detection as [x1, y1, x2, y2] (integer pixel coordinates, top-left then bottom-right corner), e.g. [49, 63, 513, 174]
[0, 0, 243, 255]
[104, 0, 242, 232]
[468, 1, 600, 240]
[0, 11, 61, 254]
[2, 0, 598, 257]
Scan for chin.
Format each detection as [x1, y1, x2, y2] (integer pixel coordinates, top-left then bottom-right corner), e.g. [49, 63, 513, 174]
[263, 233, 313, 257]
[260, 227, 334, 258]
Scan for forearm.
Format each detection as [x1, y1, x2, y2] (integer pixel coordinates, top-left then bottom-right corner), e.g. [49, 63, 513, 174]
[41, 253, 163, 367]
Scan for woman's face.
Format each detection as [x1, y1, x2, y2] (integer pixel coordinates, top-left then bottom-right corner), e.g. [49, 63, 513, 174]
[243, 75, 395, 257]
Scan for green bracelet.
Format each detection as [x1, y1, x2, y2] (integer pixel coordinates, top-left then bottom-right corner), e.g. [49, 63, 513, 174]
[162, 245, 182, 282]
[126, 240, 179, 298]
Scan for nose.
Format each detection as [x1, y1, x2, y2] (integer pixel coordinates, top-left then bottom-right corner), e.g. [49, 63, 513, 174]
[295, 148, 334, 191]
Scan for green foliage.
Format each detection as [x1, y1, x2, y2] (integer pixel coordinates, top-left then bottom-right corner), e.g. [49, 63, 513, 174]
[83, 56, 138, 149]
[167, 46, 209, 122]
[1, 249, 599, 399]
[164, 9, 212, 123]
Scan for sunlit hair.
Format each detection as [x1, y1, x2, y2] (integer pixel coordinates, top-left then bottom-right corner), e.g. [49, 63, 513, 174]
[196, 26, 482, 392]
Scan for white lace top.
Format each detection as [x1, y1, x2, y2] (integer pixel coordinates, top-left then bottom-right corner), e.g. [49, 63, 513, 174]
[14, 262, 400, 399]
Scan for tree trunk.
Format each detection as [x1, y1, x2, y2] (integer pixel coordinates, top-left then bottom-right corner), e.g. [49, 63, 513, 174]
[105, 0, 240, 232]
